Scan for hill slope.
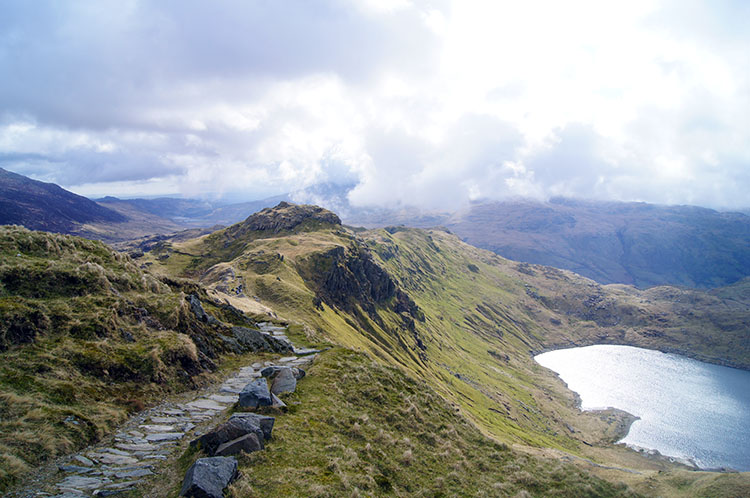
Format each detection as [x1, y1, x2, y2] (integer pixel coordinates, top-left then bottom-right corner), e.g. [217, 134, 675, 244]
[136, 202, 750, 496]
[0, 226, 294, 491]
[0, 168, 127, 232]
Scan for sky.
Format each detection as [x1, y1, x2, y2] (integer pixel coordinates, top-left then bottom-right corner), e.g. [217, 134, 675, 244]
[1, 0, 749, 210]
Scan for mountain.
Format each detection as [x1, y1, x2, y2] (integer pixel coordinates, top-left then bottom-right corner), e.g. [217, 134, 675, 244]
[127, 202, 749, 496]
[0, 221, 634, 497]
[0, 167, 127, 232]
[97, 193, 290, 228]
[178, 183, 750, 290]
[440, 198, 750, 289]
[94, 184, 750, 292]
[9, 166, 744, 291]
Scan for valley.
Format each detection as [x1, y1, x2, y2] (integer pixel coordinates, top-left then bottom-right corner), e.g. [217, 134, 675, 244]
[1, 202, 749, 497]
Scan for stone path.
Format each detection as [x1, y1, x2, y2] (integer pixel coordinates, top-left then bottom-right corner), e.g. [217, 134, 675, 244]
[19, 324, 319, 498]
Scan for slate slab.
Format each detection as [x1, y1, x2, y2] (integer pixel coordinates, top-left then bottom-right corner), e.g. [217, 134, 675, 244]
[215, 433, 263, 456]
[238, 378, 272, 409]
[270, 367, 296, 394]
[180, 456, 238, 498]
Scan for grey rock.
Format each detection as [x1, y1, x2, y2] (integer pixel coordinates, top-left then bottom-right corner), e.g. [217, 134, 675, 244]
[180, 456, 238, 498]
[293, 347, 323, 355]
[270, 367, 296, 394]
[113, 468, 153, 479]
[161, 408, 186, 416]
[187, 399, 226, 411]
[215, 433, 262, 457]
[101, 447, 133, 456]
[150, 416, 181, 424]
[271, 393, 287, 410]
[73, 455, 94, 467]
[58, 464, 95, 473]
[188, 294, 209, 322]
[91, 453, 139, 465]
[190, 417, 266, 455]
[229, 413, 275, 440]
[139, 424, 175, 432]
[292, 367, 306, 380]
[57, 475, 107, 490]
[93, 490, 135, 497]
[260, 366, 282, 378]
[145, 432, 184, 442]
[238, 378, 272, 409]
[209, 394, 237, 404]
[93, 481, 142, 496]
[232, 326, 292, 353]
[115, 442, 157, 452]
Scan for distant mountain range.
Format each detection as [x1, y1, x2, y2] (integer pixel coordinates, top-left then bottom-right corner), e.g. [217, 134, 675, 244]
[2, 168, 749, 289]
[437, 198, 750, 289]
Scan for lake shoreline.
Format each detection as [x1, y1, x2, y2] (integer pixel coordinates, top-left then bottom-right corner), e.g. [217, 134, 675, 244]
[531, 340, 750, 373]
[535, 344, 750, 473]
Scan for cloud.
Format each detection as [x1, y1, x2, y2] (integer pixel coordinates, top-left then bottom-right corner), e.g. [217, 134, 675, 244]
[0, 0, 749, 209]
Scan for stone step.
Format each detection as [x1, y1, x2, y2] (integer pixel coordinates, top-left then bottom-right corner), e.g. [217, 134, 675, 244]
[145, 432, 185, 442]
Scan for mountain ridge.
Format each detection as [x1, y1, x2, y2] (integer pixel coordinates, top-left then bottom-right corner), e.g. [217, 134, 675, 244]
[2, 203, 749, 496]
[0, 167, 127, 232]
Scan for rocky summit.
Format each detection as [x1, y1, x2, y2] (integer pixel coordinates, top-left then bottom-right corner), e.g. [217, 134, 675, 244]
[228, 201, 341, 238]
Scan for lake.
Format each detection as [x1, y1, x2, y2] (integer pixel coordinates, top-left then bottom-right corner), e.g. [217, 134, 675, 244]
[534, 345, 750, 471]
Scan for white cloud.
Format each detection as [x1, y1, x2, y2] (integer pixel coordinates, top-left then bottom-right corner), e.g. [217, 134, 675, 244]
[0, 0, 748, 209]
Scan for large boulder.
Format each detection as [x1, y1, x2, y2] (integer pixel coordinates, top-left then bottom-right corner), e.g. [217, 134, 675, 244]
[270, 367, 296, 395]
[260, 365, 283, 378]
[215, 432, 263, 456]
[232, 326, 292, 353]
[190, 417, 268, 455]
[180, 456, 238, 498]
[238, 378, 272, 409]
[229, 413, 275, 441]
[262, 365, 305, 381]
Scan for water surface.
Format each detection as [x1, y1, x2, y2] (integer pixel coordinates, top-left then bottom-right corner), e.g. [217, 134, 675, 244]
[535, 345, 750, 471]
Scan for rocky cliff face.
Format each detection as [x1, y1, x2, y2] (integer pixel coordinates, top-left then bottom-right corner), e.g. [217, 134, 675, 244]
[300, 245, 424, 337]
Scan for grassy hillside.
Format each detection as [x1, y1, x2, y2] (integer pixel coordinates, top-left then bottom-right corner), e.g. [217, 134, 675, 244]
[0, 226, 288, 492]
[228, 348, 634, 497]
[137, 203, 750, 496]
[340, 197, 750, 289]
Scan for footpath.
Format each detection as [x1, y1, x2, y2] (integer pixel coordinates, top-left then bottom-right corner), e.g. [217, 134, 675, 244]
[15, 323, 319, 498]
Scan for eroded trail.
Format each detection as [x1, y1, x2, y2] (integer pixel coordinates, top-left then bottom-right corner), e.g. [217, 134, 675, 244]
[13, 323, 318, 498]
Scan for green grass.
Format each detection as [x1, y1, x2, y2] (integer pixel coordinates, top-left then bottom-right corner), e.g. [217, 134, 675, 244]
[139, 216, 750, 496]
[0, 227, 292, 493]
[157, 348, 634, 498]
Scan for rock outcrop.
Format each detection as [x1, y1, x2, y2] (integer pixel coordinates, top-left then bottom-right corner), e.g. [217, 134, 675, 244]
[180, 456, 238, 498]
[221, 201, 342, 242]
